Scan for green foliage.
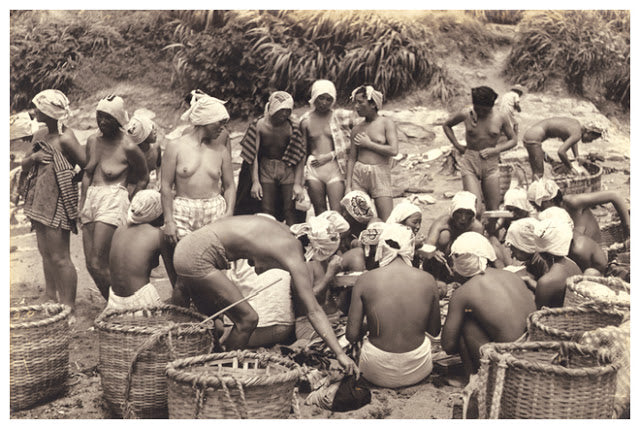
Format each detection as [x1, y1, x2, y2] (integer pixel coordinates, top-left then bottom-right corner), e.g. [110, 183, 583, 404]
[504, 10, 628, 103]
[467, 10, 524, 25]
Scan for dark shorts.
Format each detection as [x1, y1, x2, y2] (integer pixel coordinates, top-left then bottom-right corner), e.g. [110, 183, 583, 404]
[259, 158, 295, 185]
[459, 149, 500, 182]
[352, 161, 392, 198]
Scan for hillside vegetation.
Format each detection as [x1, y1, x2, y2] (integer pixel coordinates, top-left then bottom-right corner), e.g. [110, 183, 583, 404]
[10, 10, 629, 117]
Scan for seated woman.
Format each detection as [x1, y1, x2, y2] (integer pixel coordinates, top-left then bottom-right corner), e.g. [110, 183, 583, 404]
[339, 190, 379, 251]
[386, 198, 425, 267]
[527, 178, 630, 244]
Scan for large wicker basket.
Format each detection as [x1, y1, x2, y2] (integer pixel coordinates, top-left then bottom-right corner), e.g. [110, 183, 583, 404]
[477, 341, 619, 419]
[499, 161, 602, 196]
[10, 303, 72, 411]
[527, 306, 626, 342]
[166, 351, 304, 419]
[95, 305, 214, 418]
[564, 275, 630, 312]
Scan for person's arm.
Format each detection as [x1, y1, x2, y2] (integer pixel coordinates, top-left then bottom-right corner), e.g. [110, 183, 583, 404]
[312, 255, 342, 297]
[250, 122, 263, 200]
[160, 238, 178, 287]
[220, 146, 236, 216]
[123, 140, 149, 194]
[441, 288, 467, 354]
[591, 244, 608, 274]
[60, 128, 87, 168]
[292, 159, 305, 202]
[564, 191, 630, 238]
[557, 132, 582, 171]
[20, 145, 48, 171]
[346, 276, 365, 344]
[160, 140, 179, 246]
[426, 286, 442, 337]
[352, 118, 399, 157]
[443, 111, 467, 153]
[481, 113, 517, 159]
[79, 136, 97, 213]
[287, 252, 358, 375]
[345, 128, 358, 193]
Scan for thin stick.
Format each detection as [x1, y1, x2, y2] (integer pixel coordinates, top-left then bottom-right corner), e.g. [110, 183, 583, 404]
[198, 278, 282, 326]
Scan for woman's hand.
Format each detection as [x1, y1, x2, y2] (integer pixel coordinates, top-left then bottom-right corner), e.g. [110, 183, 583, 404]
[163, 220, 178, 246]
[251, 182, 263, 200]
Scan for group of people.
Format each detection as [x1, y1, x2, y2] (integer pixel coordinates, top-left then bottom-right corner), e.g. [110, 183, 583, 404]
[10, 80, 629, 388]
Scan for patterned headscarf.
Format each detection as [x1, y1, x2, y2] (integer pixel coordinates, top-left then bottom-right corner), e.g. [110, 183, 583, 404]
[290, 210, 350, 261]
[359, 221, 386, 257]
[127, 190, 162, 225]
[340, 190, 376, 224]
[180, 90, 229, 126]
[350, 85, 383, 110]
[97, 95, 129, 127]
[265, 91, 294, 119]
[32, 89, 71, 122]
[126, 115, 155, 145]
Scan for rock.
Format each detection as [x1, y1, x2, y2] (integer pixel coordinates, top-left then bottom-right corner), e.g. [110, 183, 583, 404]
[607, 155, 626, 162]
[443, 191, 455, 198]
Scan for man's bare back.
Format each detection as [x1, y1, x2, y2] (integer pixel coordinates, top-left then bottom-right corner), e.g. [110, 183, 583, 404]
[523, 117, 582, 143]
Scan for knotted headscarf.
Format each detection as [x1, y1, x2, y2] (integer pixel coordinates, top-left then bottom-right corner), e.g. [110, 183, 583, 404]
[471, 86, 498, 107]
[309, 80, 337, 108]
[97, 95, 129, 127]
[535, 217, 573, 257]
[350, 85, 384, 110]
[126, 115, 155, 145]
[359, 221, 386, 257]
[340, 190, 376, 224]
[527, 178, 560, 207]
[505, 218, 540, 255]
[264, 91, 294, 119]
[450, 232, 497, 278]
[386, 199, 421, 225]
[539, 207, 574, 230]
[290, 210, 350, 261]
[503, 187, 533, 213]
[450, 191, 477, 216]
[32, 89, 71, 122]
[10, 112, 43, 140]
[374, 223, 415, 267]
[180, 90, 229, 126]
[127, 190, 162, 225]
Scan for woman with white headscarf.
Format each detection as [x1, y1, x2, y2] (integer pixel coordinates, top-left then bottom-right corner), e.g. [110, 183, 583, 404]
[16, 90, 86, 313]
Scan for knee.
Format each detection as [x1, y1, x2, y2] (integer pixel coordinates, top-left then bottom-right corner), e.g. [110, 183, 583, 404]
[49, 253, 73, 270]
[86, 255, 107, 273]
[235, 309, 259, 334]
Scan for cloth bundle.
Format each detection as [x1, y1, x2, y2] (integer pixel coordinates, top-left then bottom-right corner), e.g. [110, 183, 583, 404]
[10, 112, 43, 140]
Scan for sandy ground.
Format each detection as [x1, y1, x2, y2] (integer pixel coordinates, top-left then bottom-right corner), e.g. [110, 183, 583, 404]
[9, 40, 630, 419]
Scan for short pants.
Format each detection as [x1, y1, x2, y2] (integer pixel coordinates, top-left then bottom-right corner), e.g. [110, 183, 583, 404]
[305, 158, 344, 185]
[173, 195, 226, 240]
[80, 184, 129, 227]
[103, 283, 161, 314]
[458, 149, 500, 182]
[352, 161, 392, 199]
[173, 226, 230, 279]
[295, 311, 342, 342]
[259, 158, 295, 185]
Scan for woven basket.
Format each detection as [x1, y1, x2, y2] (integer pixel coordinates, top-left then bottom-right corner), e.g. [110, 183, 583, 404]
[166, 351, 304, 419]
[10, 303, 72, 411]
[498, 163, 530, 197]
[499, 161, 602, 196]
[564, 275, 630, 312]
[477, 341, 619, 419]
[95, 305, 214, 418]
[527, 306, 626, 342]
[600, 221, 625, 248]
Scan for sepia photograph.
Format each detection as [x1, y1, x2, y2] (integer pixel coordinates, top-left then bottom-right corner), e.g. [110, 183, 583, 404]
[8, 5, 631, 420]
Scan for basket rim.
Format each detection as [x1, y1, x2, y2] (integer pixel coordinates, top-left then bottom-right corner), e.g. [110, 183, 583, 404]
[552, 161, 602, 183]
[166, 351, 303, 388]
[10, 303, 72, 329]
[94, 304, 212, 335]
[480, 340, 620, 375]
[566, 275, 631, 307]
[527, 306, 626, 340]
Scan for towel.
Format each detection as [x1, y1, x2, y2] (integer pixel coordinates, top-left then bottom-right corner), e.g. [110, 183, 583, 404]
[503, 187, 533, 213]
[350, 85, 383, 110]
[538, 206, 574, 230]
[126, 115, 155, 145]
[386, 199, 421, 225]
[10, 112, 43, 140]
[450, 191, 477, 216]
[450, 232, 497, 277]
[290, 210, 350, 261]
[127, 189, 162, 225]
[265, 91, 294, 118]
[527, 178, 560, 206]
[340, 190, 376, 224]
[359, 221, 386, 257]
[97, 95, 129, 127]
[535, 217, 572, 257]
[505, 218, 540, 254]
[180, 90, 229, 126]
[374, 223, 415, 267]
[309, 80, 337, 107]
[32, 89, 71, 122]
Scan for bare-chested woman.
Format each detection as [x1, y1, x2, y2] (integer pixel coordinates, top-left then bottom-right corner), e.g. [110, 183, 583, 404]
[345, 85, 398, 221]
[443, 86, 516, 216]
[81, 95, 148, 300]
[161, 92, 235, 247]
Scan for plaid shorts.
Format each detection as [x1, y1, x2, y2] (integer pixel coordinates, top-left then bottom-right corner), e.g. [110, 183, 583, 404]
[173, 194, 226, 240]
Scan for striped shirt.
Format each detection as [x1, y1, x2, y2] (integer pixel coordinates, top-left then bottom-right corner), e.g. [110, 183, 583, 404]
[240, 116, 305, 167]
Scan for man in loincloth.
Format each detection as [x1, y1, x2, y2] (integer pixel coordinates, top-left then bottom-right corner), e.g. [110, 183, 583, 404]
[300, 80, 358, 214]
[441, 232, 535, 377]
[171, 214, 358, 375]
[527, 177, 630, 244]
[443, 86, 517, 219]
[81, 95, 148, 300]
[522, 117, 603, 179]
[106, 190, 173, 312]
[346, 223, 441, 388]
[126, 114, 161, 193]
[345, 85, 398, 221]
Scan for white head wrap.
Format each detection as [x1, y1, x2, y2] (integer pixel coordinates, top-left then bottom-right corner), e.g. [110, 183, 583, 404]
[374, 223, 415, 267]
[127, 190, 162, 225]
[539, 207, 574, 230]
[32, 89, 71, 122]
[10, 112, 43, 140]
[350, 85, 384, 110]
[450, 232, 497, 278]
[535, 218, 573, 257]
[309, 80, 337, 108]
[97, 95, 129, 127]
[386, 200, 421, 225]
[126, 115, 155, 145]
[290, 210, 349, 261]
[450, 191, 477, 216]
[359, 221, 386, 257]
[340, 190, 376, 224]
[505, 218, 540, 254]
[180, 90, 229, 126]
[527, 178, 560, 207]
[503, 187, 533, 213]
[265, 91, 294, 119]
